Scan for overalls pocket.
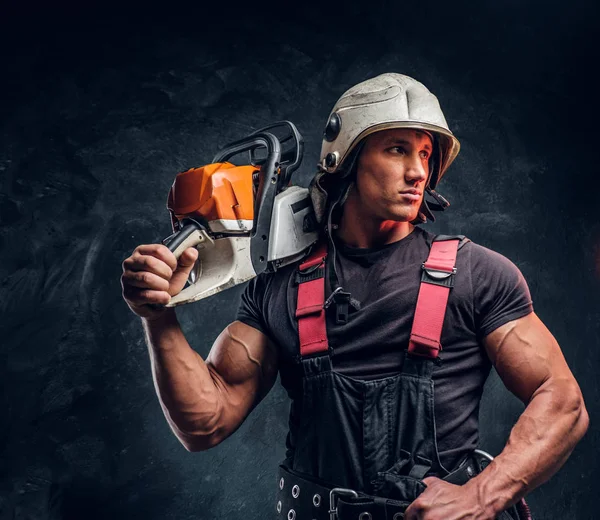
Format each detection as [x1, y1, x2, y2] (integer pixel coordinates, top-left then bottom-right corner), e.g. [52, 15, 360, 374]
[369, 448, 429, 502]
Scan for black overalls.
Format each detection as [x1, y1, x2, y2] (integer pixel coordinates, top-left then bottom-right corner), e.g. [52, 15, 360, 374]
[274, 236, 530, 520]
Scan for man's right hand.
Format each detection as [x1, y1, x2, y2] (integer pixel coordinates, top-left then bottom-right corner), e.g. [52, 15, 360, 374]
[121, 244, 199, 320]
[122, 243, 279, 452]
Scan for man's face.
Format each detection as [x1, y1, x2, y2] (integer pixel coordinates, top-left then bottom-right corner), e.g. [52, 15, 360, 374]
[353, 128, 432, 223]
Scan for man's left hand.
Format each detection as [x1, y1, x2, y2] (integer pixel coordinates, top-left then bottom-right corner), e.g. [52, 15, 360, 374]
[404, 477, 494, 520]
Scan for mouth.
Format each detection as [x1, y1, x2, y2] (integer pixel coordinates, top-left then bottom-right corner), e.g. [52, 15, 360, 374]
[399, 189, 422, 202]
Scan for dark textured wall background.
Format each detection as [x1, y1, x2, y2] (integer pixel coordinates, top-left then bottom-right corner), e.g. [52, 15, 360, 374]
[1, 1, 599, 519]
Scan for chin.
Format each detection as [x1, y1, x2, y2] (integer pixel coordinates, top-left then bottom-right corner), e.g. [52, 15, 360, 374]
[384, 207, 420, 222]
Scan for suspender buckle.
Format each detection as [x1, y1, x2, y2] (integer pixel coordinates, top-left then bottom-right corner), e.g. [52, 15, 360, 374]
[295, 261, 325, 285]
[421, 263, 456, 288]
[329, 487, 359, 520]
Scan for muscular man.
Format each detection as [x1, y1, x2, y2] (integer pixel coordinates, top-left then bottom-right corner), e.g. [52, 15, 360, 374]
[121, 74, 588, 519]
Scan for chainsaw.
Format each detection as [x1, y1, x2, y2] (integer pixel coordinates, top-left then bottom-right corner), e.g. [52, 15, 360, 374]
[161, 121, 319, 307]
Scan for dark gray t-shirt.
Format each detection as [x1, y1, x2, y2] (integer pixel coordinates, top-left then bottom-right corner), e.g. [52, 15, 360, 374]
[236, 226, 533, 470]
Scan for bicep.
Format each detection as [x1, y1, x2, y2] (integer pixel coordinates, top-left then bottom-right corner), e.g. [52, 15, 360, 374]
[205, 320, 279, 423]
[482, 312, 575, 404]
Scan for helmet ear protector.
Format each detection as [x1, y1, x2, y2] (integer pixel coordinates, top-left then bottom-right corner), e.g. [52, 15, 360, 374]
[324, 112, 342, 143]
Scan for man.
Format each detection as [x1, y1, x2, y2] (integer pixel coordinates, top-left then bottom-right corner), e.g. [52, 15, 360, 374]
[121, 74, 588, 519]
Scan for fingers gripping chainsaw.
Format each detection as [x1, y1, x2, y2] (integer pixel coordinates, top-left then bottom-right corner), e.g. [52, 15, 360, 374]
[162, 121, 319, 307]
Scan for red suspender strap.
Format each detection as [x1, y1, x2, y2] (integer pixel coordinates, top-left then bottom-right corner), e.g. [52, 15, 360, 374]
[296, 243, 329, 357]
[408, 238, 460, 359]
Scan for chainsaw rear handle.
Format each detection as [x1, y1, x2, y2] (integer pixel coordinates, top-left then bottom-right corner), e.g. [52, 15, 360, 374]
[162, 220, 217, 308]
[141, 221, 206, 311]
[162, 218, 260, 307]
[163, 219, 205, 258]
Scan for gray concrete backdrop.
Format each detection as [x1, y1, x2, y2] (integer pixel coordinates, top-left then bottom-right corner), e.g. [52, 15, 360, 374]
[0, 1, 598, 518]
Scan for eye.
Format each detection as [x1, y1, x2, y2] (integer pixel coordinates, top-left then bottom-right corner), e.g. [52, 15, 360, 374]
[390, 146, 406, 155]
[419, 150, 430, 160]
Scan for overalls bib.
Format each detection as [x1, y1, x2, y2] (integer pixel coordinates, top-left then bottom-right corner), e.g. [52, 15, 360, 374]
[274, 236, 531, 520]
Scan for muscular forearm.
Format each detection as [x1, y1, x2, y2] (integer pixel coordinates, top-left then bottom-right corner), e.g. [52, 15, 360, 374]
[466, 378, 589, 516]
[142, 308, 222, 448]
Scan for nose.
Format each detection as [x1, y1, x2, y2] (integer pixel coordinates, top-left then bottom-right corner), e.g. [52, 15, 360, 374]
[405, 153, 428, 184]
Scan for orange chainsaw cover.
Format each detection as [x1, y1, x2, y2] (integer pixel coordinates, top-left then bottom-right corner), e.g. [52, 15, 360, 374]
[167, 162, 257, 225]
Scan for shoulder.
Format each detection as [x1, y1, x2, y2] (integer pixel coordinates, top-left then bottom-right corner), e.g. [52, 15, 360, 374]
[237, 259, 300, 336]
[462, 239, 527, 282]
[459, 239, 533, 337]
[244, 250, 308, 297]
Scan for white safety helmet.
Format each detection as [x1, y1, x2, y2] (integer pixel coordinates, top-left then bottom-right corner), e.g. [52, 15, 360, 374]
[309, 73, 461, 224]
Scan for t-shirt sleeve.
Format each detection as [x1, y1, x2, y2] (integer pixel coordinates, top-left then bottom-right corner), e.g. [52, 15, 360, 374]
[470, 243, 534, 339]
[236, 273, 270, 335]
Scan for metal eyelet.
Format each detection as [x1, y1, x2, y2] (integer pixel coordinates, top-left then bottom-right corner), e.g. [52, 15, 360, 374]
[287, 509, 296, 520]
[359, 513, 372, 520]
[279, 477, 285, 490]
[313, 493, 321, 507]
[276, 501, 282, 513]
[291, 484, 300, 498]
[393, 513, 404, 520]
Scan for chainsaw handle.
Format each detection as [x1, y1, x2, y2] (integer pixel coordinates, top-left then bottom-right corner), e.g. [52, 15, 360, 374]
[247, 121, 304, 188]
[213, 132, 281, 275]
[170, 231, 208, 263]
[162, 223, 257, 307]
[162, 221, 216, 308]
[163, 220, 205, 257]
[212, 132, 281, 165]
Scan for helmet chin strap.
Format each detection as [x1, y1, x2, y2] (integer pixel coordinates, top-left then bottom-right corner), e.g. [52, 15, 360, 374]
[412, 135, 451, 224]
[413, 188, 451, 224]
[425, 187, 450, 210]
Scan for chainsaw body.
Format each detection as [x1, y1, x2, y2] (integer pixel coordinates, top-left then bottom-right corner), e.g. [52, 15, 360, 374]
[163, 122, 318, 306]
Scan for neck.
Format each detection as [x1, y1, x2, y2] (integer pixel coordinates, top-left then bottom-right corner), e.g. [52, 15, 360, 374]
[335, 187, 415, 249]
